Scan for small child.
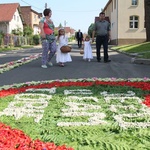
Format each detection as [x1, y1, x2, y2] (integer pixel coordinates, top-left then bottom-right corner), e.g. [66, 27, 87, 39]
[82, 35, 93, 62]
[56, 28, 72, 67]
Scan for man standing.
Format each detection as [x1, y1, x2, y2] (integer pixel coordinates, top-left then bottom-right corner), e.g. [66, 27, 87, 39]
[76, 29, 83, 48]
[92, 12, 111, 63]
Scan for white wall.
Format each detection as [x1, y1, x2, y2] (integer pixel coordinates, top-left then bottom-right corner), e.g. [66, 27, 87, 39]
[8, 9, 23, 34]
[118, 0, 146, 39]
[33, 26, 40, 35]
[110, 0, 118, 40]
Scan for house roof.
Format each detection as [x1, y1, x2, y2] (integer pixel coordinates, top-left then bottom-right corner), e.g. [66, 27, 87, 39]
[20, 6, 42, 16]
[103, 0, 112, 12]
[55, 27, 76, 34]
[0, 3, 20, 22]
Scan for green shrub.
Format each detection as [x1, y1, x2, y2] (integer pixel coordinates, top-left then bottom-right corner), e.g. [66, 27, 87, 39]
[0, 34, 2, 46]
[33, 34, 40, 45]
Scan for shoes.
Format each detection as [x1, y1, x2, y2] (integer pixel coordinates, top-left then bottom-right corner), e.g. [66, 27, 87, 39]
[104, 60, 111, 63]
[97, 59, 101, 62]
[48, 62, 53, 66]
[41, 65, 47, 68]
[59, 63, 64, 67]
[88, 59, 91, 62]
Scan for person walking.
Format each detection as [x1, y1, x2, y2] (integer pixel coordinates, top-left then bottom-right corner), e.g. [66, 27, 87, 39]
[92, 12, 111, 63]
[56, 28, 72, 67]
[76, 29, 83, 48]
[82, 35, 93, 62]
[39, 8, 57, 68]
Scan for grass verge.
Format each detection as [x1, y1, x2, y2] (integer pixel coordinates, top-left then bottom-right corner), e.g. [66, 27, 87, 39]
[0, 45, 34, 52]
[111, 42, 150, 59]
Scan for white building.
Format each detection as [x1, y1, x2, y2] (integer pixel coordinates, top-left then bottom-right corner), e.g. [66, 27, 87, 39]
[0, 3, 23, 34]
[103, 0, 146, 45]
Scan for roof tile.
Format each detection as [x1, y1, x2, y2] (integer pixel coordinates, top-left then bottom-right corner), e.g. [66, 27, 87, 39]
[0, 3, 19, 22]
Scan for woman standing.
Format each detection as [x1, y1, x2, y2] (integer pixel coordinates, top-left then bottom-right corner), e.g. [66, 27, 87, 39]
[39, 8, 57, 68]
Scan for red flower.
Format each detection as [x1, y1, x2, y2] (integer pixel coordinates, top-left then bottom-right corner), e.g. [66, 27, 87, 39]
[0, 122, 74, 149]
[143, 94, 150, 107]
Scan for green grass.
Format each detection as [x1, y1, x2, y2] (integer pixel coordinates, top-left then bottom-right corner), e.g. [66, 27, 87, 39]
[0, 45, 34, 52]
[111, 42, 150, 59]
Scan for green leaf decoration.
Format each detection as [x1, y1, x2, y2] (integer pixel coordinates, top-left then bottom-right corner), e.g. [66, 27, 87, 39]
[0, 82, 150, 150]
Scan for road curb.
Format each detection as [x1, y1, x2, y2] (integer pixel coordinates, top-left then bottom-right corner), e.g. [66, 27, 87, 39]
[110, 49, 150, 65]
[131, 58, 150, 65]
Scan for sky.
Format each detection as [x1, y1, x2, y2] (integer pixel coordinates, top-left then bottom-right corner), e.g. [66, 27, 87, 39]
[2, 0, 109, 33]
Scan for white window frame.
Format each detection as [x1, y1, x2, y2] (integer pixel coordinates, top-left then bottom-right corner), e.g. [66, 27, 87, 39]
[14, 15, 16, 20]
[129, 15, 139, 29]
[131, 0, 138, 6]
[17, 16, 19, 22]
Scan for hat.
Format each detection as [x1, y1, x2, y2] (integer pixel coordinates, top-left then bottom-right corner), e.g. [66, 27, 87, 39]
[58, 28, 65, 31]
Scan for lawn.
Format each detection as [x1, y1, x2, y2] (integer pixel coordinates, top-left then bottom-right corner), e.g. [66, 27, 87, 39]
[0, 45, 34, 52]
[111, 42, 150, 59]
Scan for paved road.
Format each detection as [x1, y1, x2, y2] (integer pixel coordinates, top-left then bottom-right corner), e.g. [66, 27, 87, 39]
[0, 44, 149, 86]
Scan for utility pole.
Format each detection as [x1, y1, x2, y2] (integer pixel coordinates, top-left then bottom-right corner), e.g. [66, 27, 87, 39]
[64, 20, 67, 31]
[45, 3, 47, 9]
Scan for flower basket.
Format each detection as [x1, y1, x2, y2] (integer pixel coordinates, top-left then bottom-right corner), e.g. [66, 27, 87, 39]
[60, 46, 72, 53]
[80, 50, 84, 54]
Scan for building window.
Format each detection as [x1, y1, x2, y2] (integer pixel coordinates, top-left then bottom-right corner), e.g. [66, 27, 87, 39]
[34, 14, 37, 21]
[132, 0, 138, 6]
[17, 16, 19, 22]
[129, 16, 139, 29]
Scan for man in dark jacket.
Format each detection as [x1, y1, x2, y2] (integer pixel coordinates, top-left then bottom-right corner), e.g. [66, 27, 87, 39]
[76, 29, 83, 48]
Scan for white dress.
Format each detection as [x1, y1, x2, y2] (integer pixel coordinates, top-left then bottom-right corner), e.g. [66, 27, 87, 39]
[83, 40, 93, 60]
[56, 35, 72, 63]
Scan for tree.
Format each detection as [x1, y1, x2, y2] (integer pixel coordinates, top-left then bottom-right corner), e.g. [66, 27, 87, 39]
[23, 26, 33, 36]
[58, 23, 63, 28]
[12, 27, 23, 36]
[144, 0, 150, 41]
[0, 31, 4, 46]
[88, 23, 94, 37]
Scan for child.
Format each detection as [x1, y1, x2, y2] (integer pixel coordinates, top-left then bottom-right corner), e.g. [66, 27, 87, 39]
[56, 28, 72, 67]
[82, 35, 93, 62]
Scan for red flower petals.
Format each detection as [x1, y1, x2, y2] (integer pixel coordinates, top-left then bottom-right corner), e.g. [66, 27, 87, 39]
[143, 94, 150, 107]
[0, 123, 74, 150]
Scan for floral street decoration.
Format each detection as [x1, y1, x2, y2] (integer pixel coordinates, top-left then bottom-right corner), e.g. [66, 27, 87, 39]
[0, 53, 41, 74]
[0, 78, 150, 150]
[0, 122, 73, 150]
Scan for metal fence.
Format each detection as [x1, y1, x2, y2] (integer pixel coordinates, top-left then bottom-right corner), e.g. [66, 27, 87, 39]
[1, 34, 33, 47]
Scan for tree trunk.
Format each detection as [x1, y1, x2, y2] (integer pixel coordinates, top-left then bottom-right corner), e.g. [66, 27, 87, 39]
[144, 0, 150, 41]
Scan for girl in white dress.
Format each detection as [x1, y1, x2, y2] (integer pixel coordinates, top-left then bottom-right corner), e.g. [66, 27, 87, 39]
[56, 28, 72, 67]
[83, 35, 93, 62]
